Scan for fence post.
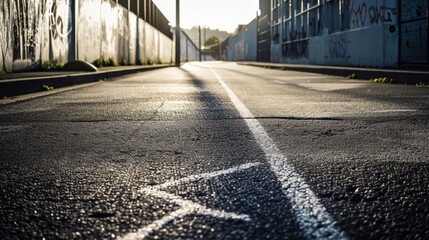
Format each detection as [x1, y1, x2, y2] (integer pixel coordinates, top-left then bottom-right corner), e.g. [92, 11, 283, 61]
[175, 0, 180, 66]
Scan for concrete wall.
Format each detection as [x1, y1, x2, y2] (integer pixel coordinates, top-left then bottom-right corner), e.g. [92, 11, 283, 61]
[270, 0, 399, 68]
[0, 0, 73, 72]
[308, 25, 398, 68]
[0, 0, 175, 73]
[226, 19, 257, 61]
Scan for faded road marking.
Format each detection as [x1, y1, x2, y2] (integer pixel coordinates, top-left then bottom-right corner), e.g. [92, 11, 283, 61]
[210, 67, 348, 239]
[117, 163, 260, 240]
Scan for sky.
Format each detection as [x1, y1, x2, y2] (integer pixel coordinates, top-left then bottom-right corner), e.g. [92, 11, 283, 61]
[152, 0, 259, 33]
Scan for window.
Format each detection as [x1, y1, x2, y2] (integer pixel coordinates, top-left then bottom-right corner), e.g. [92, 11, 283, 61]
[283, 0, 291, 20]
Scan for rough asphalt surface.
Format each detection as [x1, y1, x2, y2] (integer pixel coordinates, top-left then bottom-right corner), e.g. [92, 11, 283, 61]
[0, 62, 428, 239]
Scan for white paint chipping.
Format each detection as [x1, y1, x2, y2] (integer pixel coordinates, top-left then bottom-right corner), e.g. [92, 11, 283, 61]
[117, 163, 259, 240]
[210, 68, 348, 239]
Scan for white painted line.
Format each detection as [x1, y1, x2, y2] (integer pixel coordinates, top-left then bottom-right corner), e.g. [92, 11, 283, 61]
[118, 163, 258, 240]
[141, 188, 251, 222]
[119, 188, 250, 240]
[153, 162, 261, 190]
[210, 68, 348, 239]
[118, 208, 188, 240]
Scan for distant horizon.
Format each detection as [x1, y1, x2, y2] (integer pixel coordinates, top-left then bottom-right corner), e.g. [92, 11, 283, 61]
[152, 0, 259, 33]
[185, 26, 231, 33]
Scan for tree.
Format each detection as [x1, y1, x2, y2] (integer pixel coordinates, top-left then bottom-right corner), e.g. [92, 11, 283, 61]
[205, 36, 219, 46]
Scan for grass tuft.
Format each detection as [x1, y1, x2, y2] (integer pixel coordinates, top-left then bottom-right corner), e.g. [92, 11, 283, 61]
[42, 60, 64, 71]
[370, 77, 393, 84]
[42, 85, 54, 91]
[348, 73, 357, 79]
[416, 82, 429, 88]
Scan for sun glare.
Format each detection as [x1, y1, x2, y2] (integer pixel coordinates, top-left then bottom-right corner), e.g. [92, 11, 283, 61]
[152, 0, 259, 33]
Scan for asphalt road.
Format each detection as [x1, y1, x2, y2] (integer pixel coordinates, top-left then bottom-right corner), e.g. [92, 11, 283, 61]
[0, 62, 428, 239]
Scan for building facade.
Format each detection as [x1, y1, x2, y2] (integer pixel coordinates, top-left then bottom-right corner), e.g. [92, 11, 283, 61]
[226, 20, 258, 61]
[262, 0, 428, 68]
[258, 0, 272, 62]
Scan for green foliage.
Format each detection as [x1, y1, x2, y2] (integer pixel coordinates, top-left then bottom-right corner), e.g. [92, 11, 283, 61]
[137, 59, 153, 65]
[416, 82, 429, 88]
[370, 77, 393, 84]
[104, 57, 118, 67]
[92, 58, 103, 68]
[205, 36, 220, 46]
[280, 67, 287, 71]
[42, 60, 64, 71]
[120, 59, 127, 66]
[42, 85, 54, 91]
[143, 59, 154, 65]
[92, 57, 118, 67]
[348, 73, 357, 79]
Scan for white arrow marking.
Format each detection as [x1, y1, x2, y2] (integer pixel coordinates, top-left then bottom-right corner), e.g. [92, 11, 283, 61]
[117, 163, 260, 240]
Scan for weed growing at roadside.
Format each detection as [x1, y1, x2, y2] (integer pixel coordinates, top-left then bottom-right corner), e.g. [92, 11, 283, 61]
[42, 60, 64, 71]
[120, 59, 127, 66]
[145, 59, 154, 65]
[416, 82, 429, 88]
[370, 77, 393, 84]
[42, 85, 54, 91]
[348, 73, 357, 79]
[137, 59, 144, 65]
[92, 58, 118, 67]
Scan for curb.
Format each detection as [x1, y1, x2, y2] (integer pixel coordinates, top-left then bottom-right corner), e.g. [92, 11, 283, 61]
[237, 62, 429, 84]
[0, 65, 172, 98]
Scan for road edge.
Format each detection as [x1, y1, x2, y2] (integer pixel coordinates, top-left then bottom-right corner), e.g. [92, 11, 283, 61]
[0, 65, 173, 99]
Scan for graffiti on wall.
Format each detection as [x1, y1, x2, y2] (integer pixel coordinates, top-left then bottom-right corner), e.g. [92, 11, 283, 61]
[49, 0, 72, 41]
[1, 0, 175, 72]
[328, 35, 351, 59]
[48, 0, 72, 62]
[0, 1, 13, 72]
[12, 0, 40, 69]
[0, 0, 72, 72]
[350, 0, 398, 29]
